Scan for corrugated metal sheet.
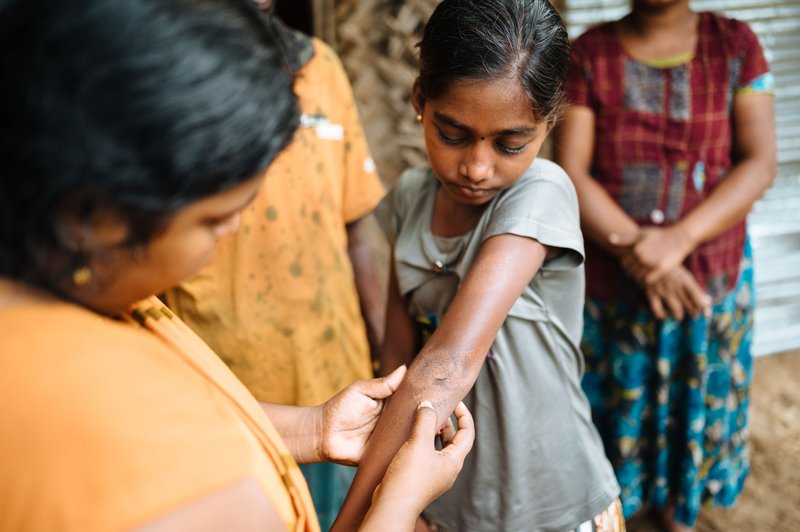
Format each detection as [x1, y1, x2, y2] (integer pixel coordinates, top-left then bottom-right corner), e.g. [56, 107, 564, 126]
[563, 0, 800, 356]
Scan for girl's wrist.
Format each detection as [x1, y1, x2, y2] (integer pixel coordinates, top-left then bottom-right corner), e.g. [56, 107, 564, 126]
[672, 218, 700, 251]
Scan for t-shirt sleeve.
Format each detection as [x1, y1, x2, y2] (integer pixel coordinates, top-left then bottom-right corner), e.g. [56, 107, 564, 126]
[313, 39, 384, 223]
[1, 324, 256, 531]
[484, 160, 585, 270]
[728, 19, 773, 94]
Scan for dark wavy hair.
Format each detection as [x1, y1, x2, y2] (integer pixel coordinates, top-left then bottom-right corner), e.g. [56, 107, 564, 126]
[0, 0, 298, 288]
[417, 0, 570, 124]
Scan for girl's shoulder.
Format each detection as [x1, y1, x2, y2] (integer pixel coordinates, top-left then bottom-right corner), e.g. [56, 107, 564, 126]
[392, 166, 437, 209]
[506, 159, 578, 200]
[395, 166, 435, 191]
[700, 12, 763, 56]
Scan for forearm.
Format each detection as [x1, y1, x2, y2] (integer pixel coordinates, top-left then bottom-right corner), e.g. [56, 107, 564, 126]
[260, 403, 323, 464]
[676, 157, 775, 247]
[572, 170, 639, 255]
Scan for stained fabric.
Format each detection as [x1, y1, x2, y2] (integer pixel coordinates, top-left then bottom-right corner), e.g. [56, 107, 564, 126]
[167, 38, 383, 407]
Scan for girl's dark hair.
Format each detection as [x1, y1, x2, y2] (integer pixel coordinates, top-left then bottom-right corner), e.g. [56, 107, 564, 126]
[0, 0, 298, 287]
[417, 0, 570, 123]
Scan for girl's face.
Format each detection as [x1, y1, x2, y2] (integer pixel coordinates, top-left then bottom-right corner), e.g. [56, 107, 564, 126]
[414, 77, 548, 208]
[75, 174, 263, 314]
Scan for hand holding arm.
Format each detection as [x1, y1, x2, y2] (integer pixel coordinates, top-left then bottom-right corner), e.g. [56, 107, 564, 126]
[360, 401, 474, 531]
[260, 365, 407, 465]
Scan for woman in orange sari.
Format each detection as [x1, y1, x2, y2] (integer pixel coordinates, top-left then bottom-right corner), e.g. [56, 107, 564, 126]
[0, 1, 473, 530]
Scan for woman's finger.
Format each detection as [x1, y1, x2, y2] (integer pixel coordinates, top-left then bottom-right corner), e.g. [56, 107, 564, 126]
[647, 291, 667, 320]
[408, 401, 439, 445]
[440, 402, 474, 462]
[664, 293, 684, 321]
[358, 365, 408, 400]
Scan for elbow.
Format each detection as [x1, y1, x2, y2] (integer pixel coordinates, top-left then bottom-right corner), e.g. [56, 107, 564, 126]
[407, 351, 478, 400]
[743, 151, 778, 198]
[763, 154, 778, 190]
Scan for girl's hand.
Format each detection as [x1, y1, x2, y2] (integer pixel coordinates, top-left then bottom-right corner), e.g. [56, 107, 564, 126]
[611, 225, 696, 284]
[320, 365, 407, 466]
[362, 401, 475, 529]
[645, 265, 712, 320]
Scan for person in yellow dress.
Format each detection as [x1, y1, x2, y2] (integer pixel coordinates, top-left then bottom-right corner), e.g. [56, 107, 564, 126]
[166, 7, 386, 528]
[0, 1, 474, 530]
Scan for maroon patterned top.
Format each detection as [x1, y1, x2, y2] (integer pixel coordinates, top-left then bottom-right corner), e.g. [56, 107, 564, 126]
[566, 12, 771, 301]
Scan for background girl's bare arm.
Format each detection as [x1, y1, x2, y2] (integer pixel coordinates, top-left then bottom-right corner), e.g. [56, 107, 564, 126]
[553, 105, 640, 254]
[377, 257, 418, 376]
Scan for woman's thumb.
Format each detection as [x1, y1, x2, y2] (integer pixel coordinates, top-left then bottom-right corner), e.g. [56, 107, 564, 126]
[410, 401, 438, 442]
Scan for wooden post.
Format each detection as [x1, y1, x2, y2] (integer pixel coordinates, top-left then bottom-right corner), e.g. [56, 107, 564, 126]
[312, 0, 336, 47]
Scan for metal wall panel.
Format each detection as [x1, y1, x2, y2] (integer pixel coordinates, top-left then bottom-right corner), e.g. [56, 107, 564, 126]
[563, 0, 800, 356]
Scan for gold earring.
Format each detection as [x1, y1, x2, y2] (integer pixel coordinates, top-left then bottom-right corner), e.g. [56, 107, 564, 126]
[72, 266, 92, 286]
[415, 114, 422, 123]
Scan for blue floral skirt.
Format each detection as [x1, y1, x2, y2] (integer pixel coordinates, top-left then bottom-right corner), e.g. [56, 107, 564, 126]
[581, 244, 754, 526]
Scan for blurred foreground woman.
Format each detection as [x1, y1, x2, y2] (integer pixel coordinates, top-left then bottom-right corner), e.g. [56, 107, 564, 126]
[0, 1, 473, 530]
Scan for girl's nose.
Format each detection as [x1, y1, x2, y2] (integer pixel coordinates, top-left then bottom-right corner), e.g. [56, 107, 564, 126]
[459, 141, 493, 183]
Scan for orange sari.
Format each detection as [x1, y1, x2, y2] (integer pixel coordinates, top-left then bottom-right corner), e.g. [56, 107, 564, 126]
[126, 297, 319, 531]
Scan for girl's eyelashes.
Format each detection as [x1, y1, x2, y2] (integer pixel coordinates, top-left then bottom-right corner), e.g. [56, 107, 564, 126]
[436, 127, 528, 154]
[437, 129, 466, 145]
[498, 143, 526, 155]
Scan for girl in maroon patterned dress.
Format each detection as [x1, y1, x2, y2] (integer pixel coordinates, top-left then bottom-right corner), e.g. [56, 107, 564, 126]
[554, 0, 776, 529]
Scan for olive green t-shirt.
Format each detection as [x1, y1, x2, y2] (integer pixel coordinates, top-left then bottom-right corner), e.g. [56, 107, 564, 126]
[377, 158, 619, 531]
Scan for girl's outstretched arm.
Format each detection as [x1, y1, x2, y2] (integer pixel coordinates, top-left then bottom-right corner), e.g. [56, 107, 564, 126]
[332, 233, 547, 530]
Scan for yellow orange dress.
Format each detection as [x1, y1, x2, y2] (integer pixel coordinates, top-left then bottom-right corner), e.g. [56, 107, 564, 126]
[166, 37, 384, 407]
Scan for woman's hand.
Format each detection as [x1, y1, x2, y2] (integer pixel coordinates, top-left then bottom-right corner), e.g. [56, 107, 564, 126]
[645, 265, 712, 320]
[320, 365, 407, 466]
[360, 401, 475, 531]
[611, 225, 696, 284]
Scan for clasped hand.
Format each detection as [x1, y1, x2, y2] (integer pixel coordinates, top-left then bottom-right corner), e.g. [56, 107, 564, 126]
[610, 225, 695, 284]
[610, 226, 711, 320]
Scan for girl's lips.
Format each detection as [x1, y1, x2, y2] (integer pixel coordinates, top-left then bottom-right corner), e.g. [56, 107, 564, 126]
[455, 185, 487, 198]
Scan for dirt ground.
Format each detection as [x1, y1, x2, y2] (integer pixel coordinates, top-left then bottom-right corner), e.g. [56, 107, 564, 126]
[627, 350, 800, 531]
